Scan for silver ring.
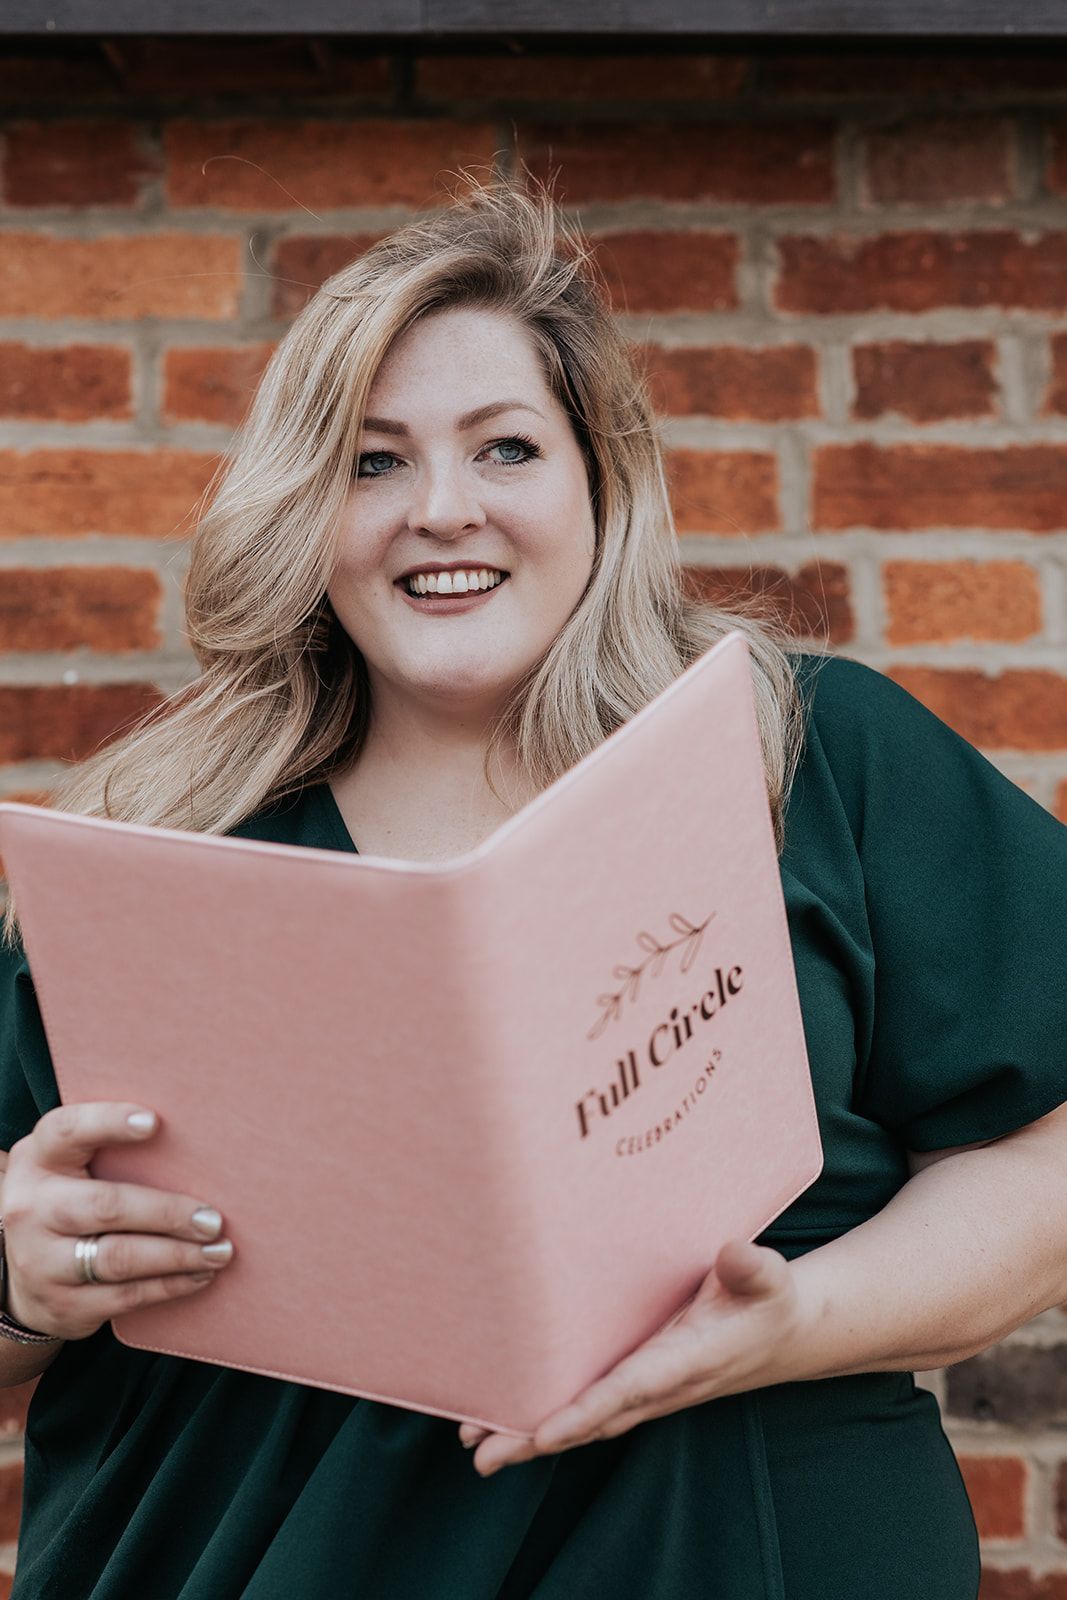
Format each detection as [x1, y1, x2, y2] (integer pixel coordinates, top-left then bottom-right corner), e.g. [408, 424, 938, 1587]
[74, 1236, 102, 1286]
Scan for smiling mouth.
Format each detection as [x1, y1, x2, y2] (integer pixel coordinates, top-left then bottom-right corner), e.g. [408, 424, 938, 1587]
[398, 573, 511, 603]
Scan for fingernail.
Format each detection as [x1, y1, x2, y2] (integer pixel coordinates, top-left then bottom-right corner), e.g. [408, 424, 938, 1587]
[200, 1239, 233, 1263]
[461, 1438, 476, 1450]
[191, 1207, 222, 1238]
[127, 1111, 157, 1134]
[191, 1272, 214, 1284]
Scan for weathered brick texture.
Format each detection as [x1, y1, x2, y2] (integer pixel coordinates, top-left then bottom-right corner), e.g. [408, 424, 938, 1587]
[642, 343, 819, 421]
[776, 231, 1067, 314]
[666, 449, 780, 535]
[162, 344, 275, 425]
[2, 119, 159, 206]
[0, 450, 217, 538]
[591, 231, 741, 314]
[0, 569, 162, 652]
[0, 343, 131, 421]
[981, 1573, 1067, 1599]
[0, 683, 162, 764]
[813, 444, 1067, 532]
[517, 118, 837, 203]
[861, 115, 1016, 205]
[883, 561, 1042, 645]
[164, 119, 499, 209]
[851, 339, 998, 423]
[959, 1454, 1028, 1541]
[1, 36, 1066, 1587]
[0, 233, 244, 319]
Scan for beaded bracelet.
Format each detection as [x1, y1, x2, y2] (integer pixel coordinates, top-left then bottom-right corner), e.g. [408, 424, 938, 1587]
[0, 1217, 61, 1345]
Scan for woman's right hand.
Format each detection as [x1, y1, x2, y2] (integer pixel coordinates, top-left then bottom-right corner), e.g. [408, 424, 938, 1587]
[0, 1102, 235, 1342]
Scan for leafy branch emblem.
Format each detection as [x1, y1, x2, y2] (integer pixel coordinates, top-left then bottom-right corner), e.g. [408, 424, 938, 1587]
[587, 911, 715, 1040]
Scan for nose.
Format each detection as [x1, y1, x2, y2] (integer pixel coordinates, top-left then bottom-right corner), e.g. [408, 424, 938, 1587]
[405, 455, 487, 539]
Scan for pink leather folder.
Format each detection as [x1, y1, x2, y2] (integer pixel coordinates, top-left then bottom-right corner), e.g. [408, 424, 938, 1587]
[0, 630, 821, 1437]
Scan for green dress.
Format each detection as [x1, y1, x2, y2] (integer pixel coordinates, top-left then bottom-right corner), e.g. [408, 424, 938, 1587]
[2, 651, 1066, 1600]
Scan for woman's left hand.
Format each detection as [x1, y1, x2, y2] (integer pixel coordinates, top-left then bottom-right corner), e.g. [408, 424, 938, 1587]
[458, 1239, 816, 1477]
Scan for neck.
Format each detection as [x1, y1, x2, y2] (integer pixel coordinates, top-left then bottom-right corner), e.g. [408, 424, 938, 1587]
[350, 678, 534, 822]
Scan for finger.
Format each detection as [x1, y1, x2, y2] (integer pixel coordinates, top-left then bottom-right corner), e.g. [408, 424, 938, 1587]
[7, 1264, 218, 1340]
[473, 1434, 542, 1475]
[714, 1240, 788, 1299]
[458, 1423, 490, 1448]
[39, 1175, 225, 1244]
[533, 1331, 699, 1453]
[45, 1230, 234, 1286]
[26, 1103, 160, 1174]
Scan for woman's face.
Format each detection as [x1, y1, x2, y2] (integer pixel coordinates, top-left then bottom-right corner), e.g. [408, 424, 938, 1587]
[327, 306, 597, 727]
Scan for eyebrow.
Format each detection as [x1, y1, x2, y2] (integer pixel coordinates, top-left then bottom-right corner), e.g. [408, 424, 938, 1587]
[360, 400, 547, 436]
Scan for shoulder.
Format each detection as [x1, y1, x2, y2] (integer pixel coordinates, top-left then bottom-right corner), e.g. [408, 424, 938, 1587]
[790, 648, 917, 727]
[786, 648, 1066, 857]
[784, 648, 991, 847]
[789, 648, 967, 772]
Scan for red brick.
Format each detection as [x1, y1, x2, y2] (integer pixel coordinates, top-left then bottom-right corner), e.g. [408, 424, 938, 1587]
[958, 1454, 1027, 1541]
[0, 450, 218, 538]
[415, 53, 750, 102]
[1044, 119, 1067, 197]
[0, 343, 131, 422]
[813, 443, 1067, 532]
[0, 683, 163, 764]
[884, 561, 1042, 645]
[863, 116, 1015, 205]
[271, 233, 386, 318]
[519, 120, 836, 204]
[163, 344, 276, 425]
[164, 119, 498, 210]
[776, 231, 1067, 315]
[949, 1345, 1067, 1427]
[0, 569, 163, 652]
[0, 48, 117, 105]
[0, 233, 242, 320]
[0, 1461, 20, 1544]
[2, 120, 158, 207]
[682, 560, 852, 642]
[758, 52, 1067, 96]
[1056, 780, 1067, 824]
[1041, 332, 1067, 416]
[887, 667, 1067, 752]
[640, 343, 818, 421]
[852, 339, 997, 423]
[980, 1572, 1067, 1600]
[666, 449, 779, 535]
[101, 39, 391, 98]
[0, 1381, 34, 1438]
[592, 232, 740, 314]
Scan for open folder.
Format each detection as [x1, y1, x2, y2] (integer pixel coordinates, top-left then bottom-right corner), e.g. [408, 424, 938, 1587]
[0, 630, 821, 1437]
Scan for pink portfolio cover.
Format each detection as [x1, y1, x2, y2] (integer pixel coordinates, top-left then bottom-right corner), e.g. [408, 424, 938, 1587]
[0, 630, 822, 1437]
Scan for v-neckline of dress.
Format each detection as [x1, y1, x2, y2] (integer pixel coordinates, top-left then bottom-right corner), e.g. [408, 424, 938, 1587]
[312, 781, 360, 855]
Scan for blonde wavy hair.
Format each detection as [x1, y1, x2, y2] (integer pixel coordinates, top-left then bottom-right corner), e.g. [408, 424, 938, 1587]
[3, 171, 827, 950]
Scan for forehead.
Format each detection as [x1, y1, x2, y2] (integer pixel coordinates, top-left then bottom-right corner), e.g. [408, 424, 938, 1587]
[367, 307, 553, 409]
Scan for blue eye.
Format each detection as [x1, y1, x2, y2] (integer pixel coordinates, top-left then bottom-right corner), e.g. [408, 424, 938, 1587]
[486, 435, 543, 467]
[357, 451, 399, 479]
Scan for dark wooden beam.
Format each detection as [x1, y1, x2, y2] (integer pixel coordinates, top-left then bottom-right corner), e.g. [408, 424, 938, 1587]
[0, 0, 1064, 37]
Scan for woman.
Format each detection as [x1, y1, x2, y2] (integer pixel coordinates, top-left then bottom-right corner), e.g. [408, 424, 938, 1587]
[0, 174, 1065, 1600]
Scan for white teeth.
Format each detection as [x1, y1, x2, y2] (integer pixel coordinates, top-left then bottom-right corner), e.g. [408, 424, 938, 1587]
[406, 568, 505, 596]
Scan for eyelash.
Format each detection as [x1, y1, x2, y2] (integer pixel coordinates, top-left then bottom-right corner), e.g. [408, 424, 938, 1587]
[355, 433, 543, 480]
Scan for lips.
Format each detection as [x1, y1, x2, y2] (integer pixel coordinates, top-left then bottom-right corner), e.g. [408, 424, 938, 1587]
[397, 573, 510, 612]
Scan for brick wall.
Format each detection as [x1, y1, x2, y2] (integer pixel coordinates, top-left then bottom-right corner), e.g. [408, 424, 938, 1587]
[0, 37, 1066, 1594]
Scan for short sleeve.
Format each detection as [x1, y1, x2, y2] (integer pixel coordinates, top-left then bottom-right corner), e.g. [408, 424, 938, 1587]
[0, 938, 61, 1153]
[804, 655, 1067, 1152]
